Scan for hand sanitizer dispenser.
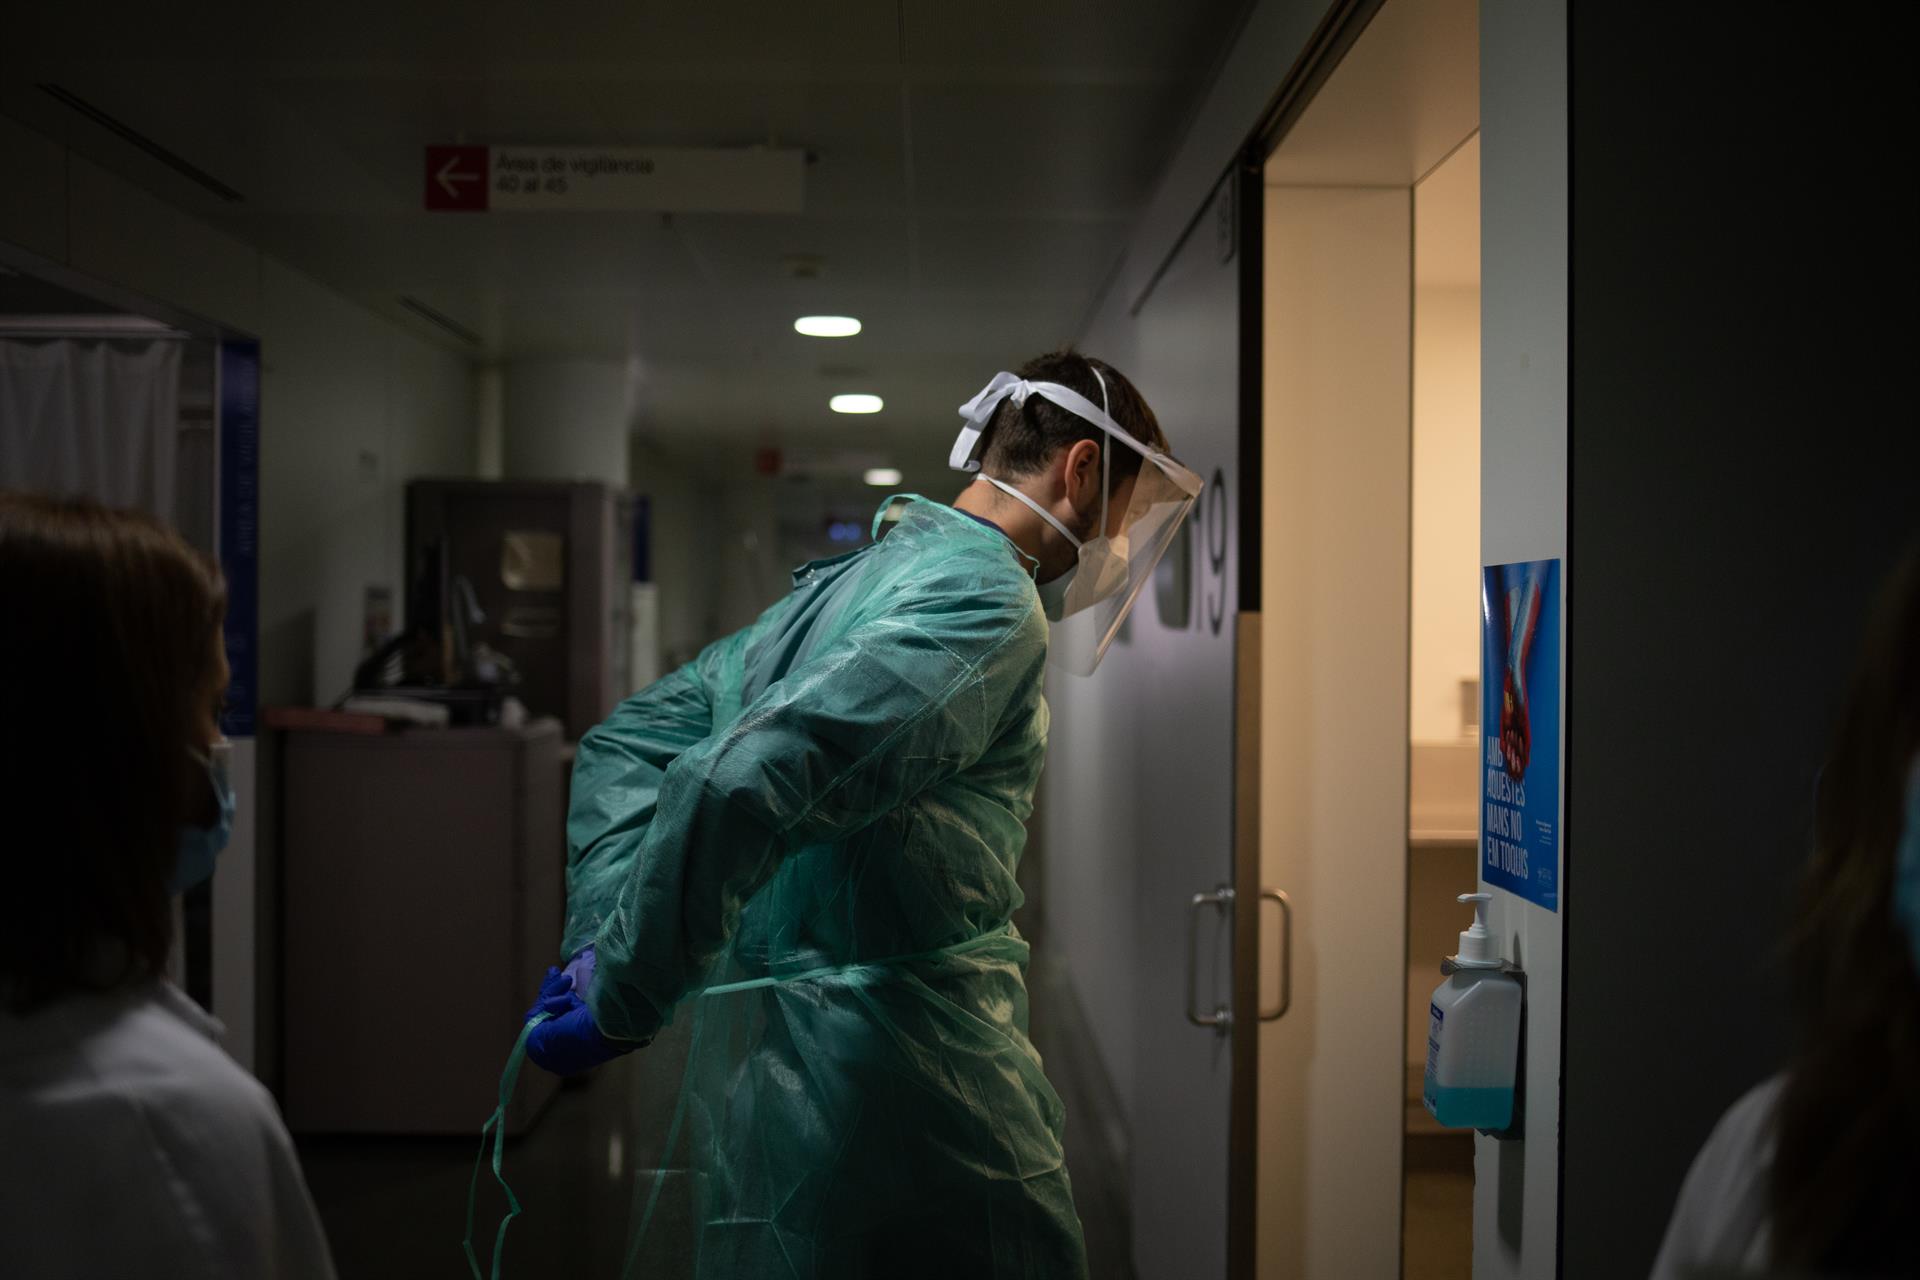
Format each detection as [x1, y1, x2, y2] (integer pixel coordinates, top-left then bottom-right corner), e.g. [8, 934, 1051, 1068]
[1422, 893, 1523, 1132]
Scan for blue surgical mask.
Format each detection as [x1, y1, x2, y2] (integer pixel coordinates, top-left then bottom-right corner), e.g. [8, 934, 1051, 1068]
[1896, 760, 1920, 976]
[171, 741, 235, 894]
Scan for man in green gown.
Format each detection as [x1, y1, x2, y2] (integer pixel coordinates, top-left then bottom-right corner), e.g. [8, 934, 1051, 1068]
[523, 350, 1200, 1278]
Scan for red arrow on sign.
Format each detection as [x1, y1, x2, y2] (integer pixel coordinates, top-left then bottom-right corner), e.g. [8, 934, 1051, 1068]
[424, 145, 488, 212]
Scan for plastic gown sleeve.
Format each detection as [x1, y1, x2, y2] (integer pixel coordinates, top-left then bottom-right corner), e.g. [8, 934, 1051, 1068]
[561, 631, 748, 958]
[585, 581, 1045, 1044]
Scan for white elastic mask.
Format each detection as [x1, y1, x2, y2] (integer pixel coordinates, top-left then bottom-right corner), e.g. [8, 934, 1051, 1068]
[977, 474, 1096, 623]
[1035, 565, 1077, 623]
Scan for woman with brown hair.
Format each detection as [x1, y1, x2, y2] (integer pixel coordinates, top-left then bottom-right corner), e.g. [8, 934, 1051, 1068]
[0, 494, 335, 1279]
[1652, 544, 1920, 1278]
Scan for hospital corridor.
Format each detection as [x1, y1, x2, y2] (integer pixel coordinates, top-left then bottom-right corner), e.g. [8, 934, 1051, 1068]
[1, 3, 1915, 1279]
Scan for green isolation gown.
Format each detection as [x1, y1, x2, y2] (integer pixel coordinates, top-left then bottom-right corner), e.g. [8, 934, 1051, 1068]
[562, 496, 1088, 1279]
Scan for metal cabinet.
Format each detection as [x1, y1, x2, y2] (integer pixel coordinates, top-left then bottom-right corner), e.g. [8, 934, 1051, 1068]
[407, 479, 634, 739]
[280, 721, 564, 1135]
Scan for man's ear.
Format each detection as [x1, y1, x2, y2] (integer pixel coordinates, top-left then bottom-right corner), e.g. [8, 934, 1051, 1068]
[1061, 439, 1103, 516]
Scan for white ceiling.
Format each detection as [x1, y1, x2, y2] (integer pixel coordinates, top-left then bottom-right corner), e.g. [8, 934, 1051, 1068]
[1262, 0, 1477, 190]
[5, 0, 1251, 484]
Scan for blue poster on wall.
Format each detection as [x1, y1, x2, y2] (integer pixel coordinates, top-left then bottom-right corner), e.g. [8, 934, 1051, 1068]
[218, 338, 260, 739]
[1482, 559, 1560, 911]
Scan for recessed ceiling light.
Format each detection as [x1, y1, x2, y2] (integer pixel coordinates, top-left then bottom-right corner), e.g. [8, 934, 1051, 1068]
[863, 467, 904, 487]
[795, 315, 862, 338]
[830, 394, 883, 414]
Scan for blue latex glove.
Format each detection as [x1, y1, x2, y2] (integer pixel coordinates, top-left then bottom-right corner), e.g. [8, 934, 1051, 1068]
[523, 945, 638, 1076]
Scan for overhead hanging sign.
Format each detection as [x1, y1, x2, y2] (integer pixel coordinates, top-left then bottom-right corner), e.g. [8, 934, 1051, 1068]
[424, 144, 804, 214]
[1481, 558, 1561, 911]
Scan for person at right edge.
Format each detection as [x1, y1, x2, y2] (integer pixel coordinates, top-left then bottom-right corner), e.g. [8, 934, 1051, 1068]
[517, 350, 1197, 1278]
[1651, 543, 1920, 1278]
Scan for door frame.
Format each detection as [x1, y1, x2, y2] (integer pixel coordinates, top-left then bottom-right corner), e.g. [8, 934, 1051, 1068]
[1088, 0, 1413, 1269]
[1222, 0, 1395, 1274]
[1226, 139, 1265, 1280]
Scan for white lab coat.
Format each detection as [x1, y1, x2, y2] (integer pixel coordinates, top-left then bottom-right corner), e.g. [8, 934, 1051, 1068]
[0, 978, 336, 1279]
[1649, 1076, 1781, 1279]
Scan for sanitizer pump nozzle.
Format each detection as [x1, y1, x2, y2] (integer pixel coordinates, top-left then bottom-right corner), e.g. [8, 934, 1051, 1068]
[1454, 892, 1500, 968]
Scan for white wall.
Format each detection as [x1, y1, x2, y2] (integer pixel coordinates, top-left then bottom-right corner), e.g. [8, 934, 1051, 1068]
[0, 109, 480, 1071]
[1410, 284, 1481, 742]
[630, 439, 720, 670]
[1475, 2, 1567, 1276]
[712, 471, 788, 637]
[476, 364, 505, 479]
[627, 442, 885, 679]
[256, 257, 477, 706]
[1258, 183, 1412, 1280]
[1412, 136, 1482, 745]
[503, 357, 633, 487]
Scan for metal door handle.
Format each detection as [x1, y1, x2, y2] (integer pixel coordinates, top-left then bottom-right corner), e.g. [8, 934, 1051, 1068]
[1186, 885, 1235, 1032]
[1259, 889, 1293, 1022]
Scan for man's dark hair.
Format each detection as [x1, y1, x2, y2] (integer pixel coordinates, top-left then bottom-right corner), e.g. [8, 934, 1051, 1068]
[0, 493, 227, 1013]
[977, 349, 1167, 482]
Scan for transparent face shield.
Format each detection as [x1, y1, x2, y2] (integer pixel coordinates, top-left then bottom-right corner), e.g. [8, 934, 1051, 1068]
[952, 370, 1202, 675]
[1047, 444, 1201, 675]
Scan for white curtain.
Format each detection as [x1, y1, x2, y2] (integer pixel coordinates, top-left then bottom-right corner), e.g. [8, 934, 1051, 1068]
[0, 337, 183, 518]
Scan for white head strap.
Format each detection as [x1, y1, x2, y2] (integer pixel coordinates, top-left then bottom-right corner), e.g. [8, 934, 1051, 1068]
[953, 363, 1170, 554]
[950, 369, 1151, 474]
